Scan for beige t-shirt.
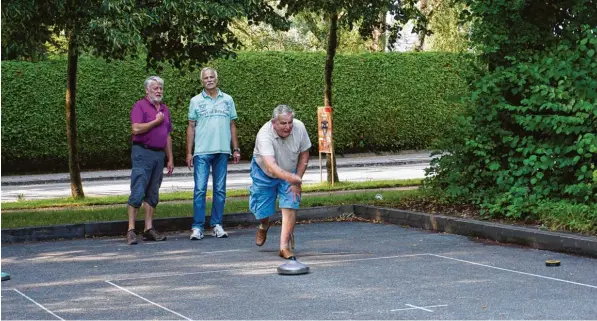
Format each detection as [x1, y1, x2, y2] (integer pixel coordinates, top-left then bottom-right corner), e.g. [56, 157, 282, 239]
[253, 119, 312, 177]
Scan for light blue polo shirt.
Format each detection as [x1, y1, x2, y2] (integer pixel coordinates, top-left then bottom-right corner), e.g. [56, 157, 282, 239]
[188, 89, 238, 155]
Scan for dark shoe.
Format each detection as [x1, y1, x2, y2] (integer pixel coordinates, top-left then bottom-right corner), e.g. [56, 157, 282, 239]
[278, 248, 296, 260]
[126, 229, 137, 245]
[256, 224, 270, 246]
[143, 228, 166, 241]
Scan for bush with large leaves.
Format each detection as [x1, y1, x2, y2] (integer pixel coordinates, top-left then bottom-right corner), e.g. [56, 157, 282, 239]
[425, 25, 597, 218]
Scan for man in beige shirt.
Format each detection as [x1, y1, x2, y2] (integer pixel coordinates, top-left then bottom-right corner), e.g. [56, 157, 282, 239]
[249, 105, 312, 260]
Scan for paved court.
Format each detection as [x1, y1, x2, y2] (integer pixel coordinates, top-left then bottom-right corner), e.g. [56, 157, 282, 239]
[2, 221, 596, 320]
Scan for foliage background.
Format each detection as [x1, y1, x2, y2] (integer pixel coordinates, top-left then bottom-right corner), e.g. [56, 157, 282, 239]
[424, 0, 597, 218]
[2, 51, 473, 174]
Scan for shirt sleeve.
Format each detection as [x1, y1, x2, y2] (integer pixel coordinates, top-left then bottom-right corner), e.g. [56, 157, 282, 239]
[130, 102, 144, 124]
[299, 125, 312, 152]
[188, 99, 197, 121]
[229, 98, 238, 121]
[256, 133, 275, 156]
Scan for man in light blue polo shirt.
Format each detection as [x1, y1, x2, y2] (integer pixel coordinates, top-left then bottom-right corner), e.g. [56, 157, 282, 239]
[186, 67, 241, 240]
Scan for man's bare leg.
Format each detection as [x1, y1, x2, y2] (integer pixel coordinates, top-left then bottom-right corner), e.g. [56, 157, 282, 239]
[127, 205, 139, 231]
[143, 201, 154, 231]
[280, 208, 296, 250]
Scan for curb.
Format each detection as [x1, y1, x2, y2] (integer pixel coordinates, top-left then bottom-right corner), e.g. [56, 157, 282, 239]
[0, 206, 354, 243]
[1, 159, 430, 186]
[353, 205, 597, 258]
[4, 204, 594, 259]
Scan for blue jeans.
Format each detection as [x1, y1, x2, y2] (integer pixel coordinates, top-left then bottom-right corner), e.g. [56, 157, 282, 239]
[192, 153, 229, 231]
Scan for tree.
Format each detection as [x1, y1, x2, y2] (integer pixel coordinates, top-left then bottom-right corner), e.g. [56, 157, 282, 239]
[425, 0, 470, 52]
[230, 13, 377, 53]
[2, 0, 287, 198]
[277, 0, 427, 182]
[424, 0, 597, 217]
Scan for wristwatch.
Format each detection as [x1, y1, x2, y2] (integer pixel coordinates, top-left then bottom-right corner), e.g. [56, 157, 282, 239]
[233, 148, 241, 153]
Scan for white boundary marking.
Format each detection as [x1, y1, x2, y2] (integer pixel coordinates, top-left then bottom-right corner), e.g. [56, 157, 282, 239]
[392, 304, 448, 312]
[107, 252, 597, 290]
[428, 254, 597, 289]
[200, 249, 245, 254]
[13, 289, 64, 320]
[105, 281, 192, 320]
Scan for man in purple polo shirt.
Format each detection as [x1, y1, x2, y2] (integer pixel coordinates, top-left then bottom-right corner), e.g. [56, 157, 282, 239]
[126, 76, 174, 245]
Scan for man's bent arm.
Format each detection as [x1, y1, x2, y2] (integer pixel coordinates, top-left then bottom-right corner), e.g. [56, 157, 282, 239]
[295, 151, 310, 178]
[131, 120, 159, 135]
[262, 155, 300, 183]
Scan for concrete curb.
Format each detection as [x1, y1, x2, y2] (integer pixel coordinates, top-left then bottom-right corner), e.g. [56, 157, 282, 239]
[0, 159, 429, 186]
[353, 205, 597, 258]
[3, 204, 594, 259]
[0, 205, 354, 243]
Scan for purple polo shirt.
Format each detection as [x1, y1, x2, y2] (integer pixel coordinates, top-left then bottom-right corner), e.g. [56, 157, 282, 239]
[130, 98, 173, 149]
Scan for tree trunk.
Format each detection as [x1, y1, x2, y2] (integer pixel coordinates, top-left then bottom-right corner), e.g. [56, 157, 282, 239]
[415, 0, 432, 51]
[66, 31, 85, 199]
[324, 13, 340, 183]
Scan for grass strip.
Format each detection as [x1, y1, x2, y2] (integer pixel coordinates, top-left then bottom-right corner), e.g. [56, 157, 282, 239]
[2, 179, 421, 210]
[1, 189, 422, 229]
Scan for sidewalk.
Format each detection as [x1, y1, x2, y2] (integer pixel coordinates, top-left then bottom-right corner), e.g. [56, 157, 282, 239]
[1, 151, 434, 186]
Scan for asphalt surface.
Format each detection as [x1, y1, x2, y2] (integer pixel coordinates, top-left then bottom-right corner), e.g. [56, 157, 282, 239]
[2, 221, 596, 320]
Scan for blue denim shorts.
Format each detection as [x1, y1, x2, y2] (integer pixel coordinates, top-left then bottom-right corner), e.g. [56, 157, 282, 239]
[128, 145, 165, 208]
[249, 158, 300, 220]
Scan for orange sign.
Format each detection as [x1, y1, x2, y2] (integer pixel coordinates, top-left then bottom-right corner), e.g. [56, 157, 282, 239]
[317, 107, 333, 153]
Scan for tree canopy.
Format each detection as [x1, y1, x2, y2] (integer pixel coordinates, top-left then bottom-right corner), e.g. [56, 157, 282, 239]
[2, 0, 288, 198]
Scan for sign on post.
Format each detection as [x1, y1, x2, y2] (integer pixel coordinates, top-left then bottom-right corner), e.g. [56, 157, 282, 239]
[317, 107, 333, 154]
[317, 106, 335, 185]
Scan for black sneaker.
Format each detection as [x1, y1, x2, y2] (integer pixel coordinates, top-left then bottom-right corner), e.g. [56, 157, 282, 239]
[126, 229, 137, 245]
[143, 228, 166, 241]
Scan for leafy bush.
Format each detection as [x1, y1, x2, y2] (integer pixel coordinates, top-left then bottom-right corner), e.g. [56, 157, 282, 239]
[425, 14, 597, 217]
[1, 51, 473, 174]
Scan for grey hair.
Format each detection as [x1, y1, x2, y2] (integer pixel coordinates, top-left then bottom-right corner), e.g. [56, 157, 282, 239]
[144, 76, 164, 90]
[272, 104, 295, 120]
[201, 67, 218, 80]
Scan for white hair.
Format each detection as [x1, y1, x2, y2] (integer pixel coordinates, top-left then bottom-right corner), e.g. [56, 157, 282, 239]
[144, 76, 164, 90]
[200, 67, 218, 80]
[272, 104, 295, 120]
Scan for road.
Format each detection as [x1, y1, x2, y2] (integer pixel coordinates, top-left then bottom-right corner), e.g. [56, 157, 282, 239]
[1, 163, 428, 202]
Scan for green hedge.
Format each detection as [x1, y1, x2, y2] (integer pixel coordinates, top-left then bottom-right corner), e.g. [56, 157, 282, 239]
[1, 52, 473, 174]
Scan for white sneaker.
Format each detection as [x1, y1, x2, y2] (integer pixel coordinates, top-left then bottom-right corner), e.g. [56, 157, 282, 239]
[190, 228, 204, 240]
[212, 224, 228, 238]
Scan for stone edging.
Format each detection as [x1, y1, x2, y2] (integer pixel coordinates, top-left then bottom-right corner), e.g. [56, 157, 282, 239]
[2, 205, 596, 258]
[353, 205, 597, 258]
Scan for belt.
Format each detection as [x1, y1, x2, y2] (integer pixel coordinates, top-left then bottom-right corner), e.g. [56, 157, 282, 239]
[133, 142, 163, 152]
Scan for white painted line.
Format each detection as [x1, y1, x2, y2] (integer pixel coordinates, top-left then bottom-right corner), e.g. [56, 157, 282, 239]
[109, 253, 426, 281]
[201, 249, 245, 254]
[404, 304, 433, 312]
[13, 289, 64, 320]
[105, 280, 192, 320]
[391, 304, 447, 312]
[310, 253, 427, 266]
[429, 254, 597, 289]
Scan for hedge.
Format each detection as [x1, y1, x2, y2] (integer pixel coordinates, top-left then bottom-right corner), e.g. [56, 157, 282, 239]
[1, 51, 474, 174]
